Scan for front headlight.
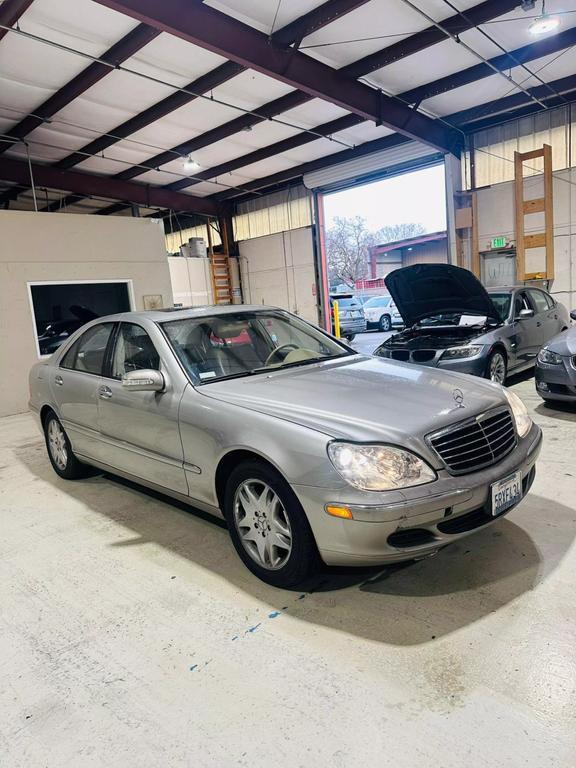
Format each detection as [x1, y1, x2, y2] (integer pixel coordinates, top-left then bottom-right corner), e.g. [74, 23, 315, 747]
[503, 389, 532, 438]
[538, 348, 562, 365]
[327, 442, 436, 491]
[440, 345, 483, 360]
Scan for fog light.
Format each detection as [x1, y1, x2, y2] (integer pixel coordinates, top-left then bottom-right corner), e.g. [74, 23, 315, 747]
[537, 381, 549, 391]
[325, 504, 353, 520]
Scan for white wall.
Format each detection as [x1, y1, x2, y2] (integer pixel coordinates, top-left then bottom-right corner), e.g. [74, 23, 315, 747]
[168, 256, 214, 307]
[476, 168, 576, 311]
[0, 211, 173, 417]
[238, 226, 319, 323]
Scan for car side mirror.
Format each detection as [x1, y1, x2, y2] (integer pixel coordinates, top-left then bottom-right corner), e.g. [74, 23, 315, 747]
[517, 308, 534, 320]
[570, 309, 576, 321]
[122, 369, 164, 392]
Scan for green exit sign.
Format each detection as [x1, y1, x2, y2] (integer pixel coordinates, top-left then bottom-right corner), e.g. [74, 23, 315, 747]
[491, 236, 507, 249]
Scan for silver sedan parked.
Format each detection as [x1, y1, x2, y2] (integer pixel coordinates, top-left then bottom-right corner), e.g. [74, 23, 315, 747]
[29, 306, 542, 587]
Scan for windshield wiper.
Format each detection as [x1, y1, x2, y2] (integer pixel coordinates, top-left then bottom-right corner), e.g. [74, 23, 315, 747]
[198, 352, 352, 384]
[253, 351, 352, 374]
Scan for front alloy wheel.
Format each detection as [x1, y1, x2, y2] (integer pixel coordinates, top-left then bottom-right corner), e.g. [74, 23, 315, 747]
[234, 480, 292, 570]
[224, 460, 319, 587]
[488, 350, 507, 384]
[379, 314, 392, 331]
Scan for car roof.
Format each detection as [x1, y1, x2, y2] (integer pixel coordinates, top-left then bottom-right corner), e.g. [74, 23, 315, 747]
[97, 304, 280, 324]
[486, 285, 546, 293]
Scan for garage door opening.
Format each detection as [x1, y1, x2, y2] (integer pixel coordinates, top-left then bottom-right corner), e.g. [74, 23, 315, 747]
[321, 163, 447, 297]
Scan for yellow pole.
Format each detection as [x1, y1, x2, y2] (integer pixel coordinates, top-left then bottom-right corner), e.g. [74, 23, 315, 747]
[333, 300, 341, 338]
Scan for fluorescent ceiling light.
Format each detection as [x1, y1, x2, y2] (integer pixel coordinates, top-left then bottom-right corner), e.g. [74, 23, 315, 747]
[529, 13, 560, 33]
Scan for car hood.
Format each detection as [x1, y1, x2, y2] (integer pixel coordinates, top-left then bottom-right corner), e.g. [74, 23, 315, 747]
[385, 263, 501, 327]
[546, 326, 576, 355]
[200, 356, 506, 446]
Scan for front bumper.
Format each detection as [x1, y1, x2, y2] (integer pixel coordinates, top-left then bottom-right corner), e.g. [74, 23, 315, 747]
[293, 424, 542, 566]
[380, 349, 488, 377]
[535, 358, 576, 401]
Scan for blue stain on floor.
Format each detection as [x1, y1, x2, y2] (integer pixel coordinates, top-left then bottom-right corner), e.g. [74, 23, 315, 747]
[268, 611, 281, 619]
[189, 664, 198, 672]
[245, 622, 262, 634]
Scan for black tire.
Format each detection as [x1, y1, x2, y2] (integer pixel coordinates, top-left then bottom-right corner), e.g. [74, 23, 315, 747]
[224, 460, 320, 588]
[485, 349, 507, 384]
[43, 411, 91, 480]
[345, 333, 355, 342]
[379, 314, 392, 332]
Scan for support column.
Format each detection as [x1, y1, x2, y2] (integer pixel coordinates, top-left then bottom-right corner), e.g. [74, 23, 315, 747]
[444, 152, 462, 267]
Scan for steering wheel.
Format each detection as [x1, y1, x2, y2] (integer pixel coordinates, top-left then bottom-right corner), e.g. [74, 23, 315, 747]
[265, 343, 299, 366]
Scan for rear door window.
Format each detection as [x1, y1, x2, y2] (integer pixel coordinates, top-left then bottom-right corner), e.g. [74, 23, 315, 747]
[528, 289, 551, 314]
[61, 323, 114, 375]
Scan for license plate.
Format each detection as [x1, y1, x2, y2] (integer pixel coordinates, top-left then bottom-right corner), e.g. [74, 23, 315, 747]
[491, 471, 522, 516]
[351, 311, 360, 318]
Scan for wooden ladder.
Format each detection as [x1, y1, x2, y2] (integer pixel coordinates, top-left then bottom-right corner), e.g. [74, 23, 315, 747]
[514, 144, 554, 281]
[210, 253, 232, 305]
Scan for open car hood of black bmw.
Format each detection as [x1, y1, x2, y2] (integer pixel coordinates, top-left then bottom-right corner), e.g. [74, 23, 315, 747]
[384, 264, 501, 327]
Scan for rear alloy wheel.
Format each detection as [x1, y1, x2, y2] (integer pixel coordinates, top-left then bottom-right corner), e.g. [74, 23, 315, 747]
[224, 461, 319, 587]
[487, 350, 507, 384]
[379, 314, 392, 332]
[44, 412, 91, 480]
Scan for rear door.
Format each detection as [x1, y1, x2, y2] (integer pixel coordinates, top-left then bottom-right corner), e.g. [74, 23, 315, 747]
[51, 322, 115, 459]
[96, 322, 188, 494]
[511, 290, 540, 365]
[528, 288, 561, 345]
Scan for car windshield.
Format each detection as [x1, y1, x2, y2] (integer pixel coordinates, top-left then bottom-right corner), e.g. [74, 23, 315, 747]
[364, 297, 391, 308]
[488, 292, 512, 321]
[161, 310, 352, 383]
[331, 297, 360, 308]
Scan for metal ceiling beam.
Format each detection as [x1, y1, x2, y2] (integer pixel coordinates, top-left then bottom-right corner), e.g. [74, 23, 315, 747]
[210, 74, 576, 202]
[401, 26, 576, 105]
[94, 0, 461, 154]
[86, 0, 523, 188]
[0, 0, 34, 42]
[53, 0, 361, 172]
[165, 114, 365, 192]
[0, 24, 160, 153]
[448, 73, 576, 129]
[147, 26, 576, 195]
[340, 0, 519, 79]
[7, 0, 368, 210]
[0, 156, 220, 214]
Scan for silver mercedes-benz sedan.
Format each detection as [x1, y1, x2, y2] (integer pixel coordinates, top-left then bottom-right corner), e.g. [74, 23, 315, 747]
[29, 306, 542, 587]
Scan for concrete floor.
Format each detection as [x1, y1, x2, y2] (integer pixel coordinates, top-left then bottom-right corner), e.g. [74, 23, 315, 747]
[2, 356, 575, 766]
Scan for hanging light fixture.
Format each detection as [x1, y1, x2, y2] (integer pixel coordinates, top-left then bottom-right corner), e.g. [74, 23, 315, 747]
[529, 1, 560, 34]
[183, 154, 200, 172]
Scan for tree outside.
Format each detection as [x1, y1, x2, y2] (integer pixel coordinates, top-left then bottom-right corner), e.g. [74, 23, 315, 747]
[325, 216, 425, 288]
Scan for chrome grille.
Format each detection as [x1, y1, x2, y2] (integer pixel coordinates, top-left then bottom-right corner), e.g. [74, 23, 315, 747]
[428, 407, 517, 475]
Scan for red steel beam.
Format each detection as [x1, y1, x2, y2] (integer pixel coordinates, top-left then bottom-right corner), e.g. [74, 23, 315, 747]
[51, 0, 371, 172]
[341, 0, 519, 79]
[0, 156, 220, 214]
[94, 0, 461, 153]
[210, 72, 576, 202]
[0, 23, 160, 152]
[92, 0, 522, 186]
[159, 27, 576, 194]
[0, 0, 34, 42]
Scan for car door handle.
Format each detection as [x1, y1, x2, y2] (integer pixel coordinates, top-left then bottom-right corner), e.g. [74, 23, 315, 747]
[536, 321, 541, 327]
[54, 375, 63, 386]
[98, 385, 113, 400]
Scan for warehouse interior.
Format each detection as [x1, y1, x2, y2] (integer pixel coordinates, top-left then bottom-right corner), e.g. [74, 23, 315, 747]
[1, 0, 576, 766]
